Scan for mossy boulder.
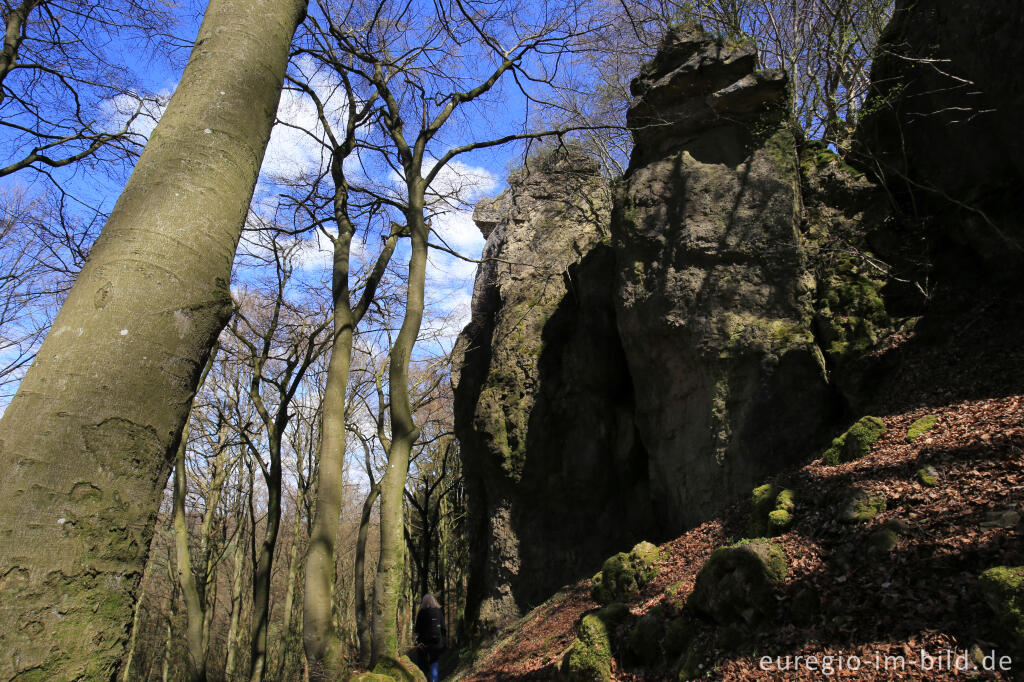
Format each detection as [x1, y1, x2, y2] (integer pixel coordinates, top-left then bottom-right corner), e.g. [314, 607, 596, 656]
[979, 566, 1024, 649]
[823, 416, 886, 465]
[838, 488, 887, 523]
[628, 612, 664, 665]
[917, 465, 938, 487]
[768, 509, 792, 535]
[906, 414, 938, 442]
[349, 675, 395, 682]
[688, 539, 788, 625]
[561, 604, 631, 682]
[751, 485, 796, 536]
[674, 644, 707, 681]
[867, 527, 899, 554]
[591, 541, 662, 605]
[663, 616, 695, 659]
[371, 654, 426, 682]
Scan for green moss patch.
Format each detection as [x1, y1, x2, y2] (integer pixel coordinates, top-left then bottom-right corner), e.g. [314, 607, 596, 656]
[591, 541, 662, 605]
[562, 604, 630, 682]
[917, 465, 938, 487]
[979, 566, 1024, 648]
[751, 485, 796, 536]
[906, 414, 938, 442]
[838, 488, 887, 523]
[823, 416, 886, 465]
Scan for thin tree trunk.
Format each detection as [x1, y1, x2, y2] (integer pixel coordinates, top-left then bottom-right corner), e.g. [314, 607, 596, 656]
[249, 432, 283, 682]
[355, 482, 381, 667]
[372, 191, 428, 664]
[225, 514, 248, 680]
[276, 501, 305, 680]
[174, 434, 208, 682]
[0, 1, 307, 676]
[303, 238, 355, 678]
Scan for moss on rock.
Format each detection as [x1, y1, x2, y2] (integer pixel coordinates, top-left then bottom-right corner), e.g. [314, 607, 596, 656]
[562, 604, 630, 682]
[768, 509, 793, 535]
[979, 566, 1024, 649]
[906, 414, 938, 442]
[752, 485, 796, 536]
[591, 541, 662, 605]
[917, 465, 938, 487]
[838, 488, 886, 523]
[688, 539, 787, 625]
[867, 527, 899, 554]
[371, 654, 426, 682]
[823, 416, 886, 465]
[628, 613, 664, 665]
[663, 616, 695, 659]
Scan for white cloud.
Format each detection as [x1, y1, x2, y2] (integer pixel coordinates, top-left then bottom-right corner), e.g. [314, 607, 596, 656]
[102, 91, 169, 141]
[260, 56, 348, 182]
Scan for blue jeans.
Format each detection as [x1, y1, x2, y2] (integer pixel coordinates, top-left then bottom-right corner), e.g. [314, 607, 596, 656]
[429, 661, 439, 681]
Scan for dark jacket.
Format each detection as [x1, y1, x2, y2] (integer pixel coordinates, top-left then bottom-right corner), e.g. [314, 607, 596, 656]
[414, 605, 446, 654]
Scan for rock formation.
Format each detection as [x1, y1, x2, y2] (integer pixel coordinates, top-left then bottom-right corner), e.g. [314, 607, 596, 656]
[613, 25, 834, 532]
[453, 149, 656, 629]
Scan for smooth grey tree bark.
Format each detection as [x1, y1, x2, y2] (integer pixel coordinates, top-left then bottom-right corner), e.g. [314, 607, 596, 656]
[0, 0, 307, 677]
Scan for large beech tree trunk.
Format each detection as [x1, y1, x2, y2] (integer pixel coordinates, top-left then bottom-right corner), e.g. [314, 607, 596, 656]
[0, 0, 307, 677]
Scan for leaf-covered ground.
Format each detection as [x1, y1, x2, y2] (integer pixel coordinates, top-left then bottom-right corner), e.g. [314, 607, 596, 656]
[455, 291, 1024, 680]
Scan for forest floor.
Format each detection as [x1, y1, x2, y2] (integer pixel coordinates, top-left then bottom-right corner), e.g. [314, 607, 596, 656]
[454, 288, 1024, 680]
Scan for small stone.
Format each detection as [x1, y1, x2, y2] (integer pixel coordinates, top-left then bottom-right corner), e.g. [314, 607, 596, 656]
[867, 527, 899, 553]
[838, 488, 886, 523]
[906, 414, 938, 442]
[917, 465, 938, 487]
[981, 509, 1021, 529]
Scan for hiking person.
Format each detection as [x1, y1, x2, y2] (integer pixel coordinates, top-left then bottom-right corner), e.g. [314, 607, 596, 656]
[414, 593, 446, 681]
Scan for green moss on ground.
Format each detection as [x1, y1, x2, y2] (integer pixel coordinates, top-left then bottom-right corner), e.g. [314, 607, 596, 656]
[906, 414, 938, 442]
[823, 416, 886, 465]
[751, 485, 796, 536]
[838, 489, 887, 523]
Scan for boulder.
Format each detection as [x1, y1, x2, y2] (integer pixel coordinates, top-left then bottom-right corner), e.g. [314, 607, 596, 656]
[591, 541, 662, 605]
[561, 603, 631, 682]
[822, 416, 885, 465]
[688, 539, 787, 625]
[371, 655, 426, 682]
[979, 566, 1024, 649]
[837, 488, 886, 524]
[453, 147, 655, 629]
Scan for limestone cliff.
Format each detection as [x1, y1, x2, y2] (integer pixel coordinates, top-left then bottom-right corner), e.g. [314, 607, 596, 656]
[613, 25, 834, 532]
[453, 149, 656, 630]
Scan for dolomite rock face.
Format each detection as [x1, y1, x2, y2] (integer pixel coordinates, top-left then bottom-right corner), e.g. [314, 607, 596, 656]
[453, 150, 656, 630]
[454, 26, 843, 633]
[613, 24, 834, 531]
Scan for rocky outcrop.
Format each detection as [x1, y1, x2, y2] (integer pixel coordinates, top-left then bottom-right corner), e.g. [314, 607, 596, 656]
[855, 0, 1024, 272]
[453, 149, 655, 630]
[613, 24, 834, 531]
